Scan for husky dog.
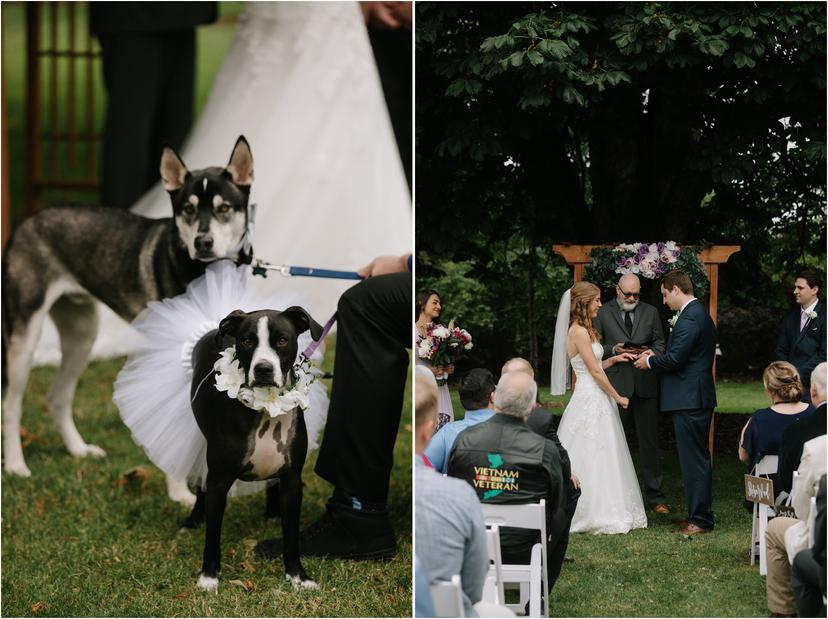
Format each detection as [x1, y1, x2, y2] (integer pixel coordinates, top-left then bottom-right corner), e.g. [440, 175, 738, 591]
[2, 136, 255, 479]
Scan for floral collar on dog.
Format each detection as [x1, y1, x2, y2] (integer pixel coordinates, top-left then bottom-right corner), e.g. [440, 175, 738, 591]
[212, 346, 314, 417]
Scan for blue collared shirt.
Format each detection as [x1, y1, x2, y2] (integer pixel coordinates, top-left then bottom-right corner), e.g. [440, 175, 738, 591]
[424, 408, 495, 473]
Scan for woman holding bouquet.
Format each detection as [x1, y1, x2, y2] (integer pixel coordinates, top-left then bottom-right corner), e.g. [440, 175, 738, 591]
[416, 290, 455, 431]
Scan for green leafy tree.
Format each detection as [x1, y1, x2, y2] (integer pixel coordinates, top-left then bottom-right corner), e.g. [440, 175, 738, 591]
[416, 2, 826, 373]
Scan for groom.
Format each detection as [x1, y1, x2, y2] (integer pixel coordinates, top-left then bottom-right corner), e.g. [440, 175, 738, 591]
[635, 270, 717, 534]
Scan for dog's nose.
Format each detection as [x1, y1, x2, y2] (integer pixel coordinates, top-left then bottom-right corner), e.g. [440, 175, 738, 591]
[195, 235, 214, 252]
[253, 362, 274, 382]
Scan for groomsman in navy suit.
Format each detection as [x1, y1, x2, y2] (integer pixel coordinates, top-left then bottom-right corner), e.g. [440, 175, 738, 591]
[635, 270, 717, 535]
[775, 269, 826, 401]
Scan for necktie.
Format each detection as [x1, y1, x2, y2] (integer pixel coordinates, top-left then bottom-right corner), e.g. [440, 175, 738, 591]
[800, 310, 808, 332]
[624, 311, 633, 335]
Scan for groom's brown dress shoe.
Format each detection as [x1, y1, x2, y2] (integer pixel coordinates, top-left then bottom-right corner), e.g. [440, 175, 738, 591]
[677, 523, 711, 535]
[653, 504, 670, 515]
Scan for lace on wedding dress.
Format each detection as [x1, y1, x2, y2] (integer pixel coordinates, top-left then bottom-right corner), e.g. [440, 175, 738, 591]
[557, 341, 648, 534]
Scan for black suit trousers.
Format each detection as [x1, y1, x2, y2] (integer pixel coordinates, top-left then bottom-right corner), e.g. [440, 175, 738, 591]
[314, 272, 411, 504]
[619, 392, 666, 506]
[98, 29, 195, 208]
[368, 28, 412, 190]
[791, 548, 825, 618]
[672, 408, 714, 529]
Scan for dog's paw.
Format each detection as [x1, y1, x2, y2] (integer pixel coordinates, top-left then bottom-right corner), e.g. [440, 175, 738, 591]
[69, 443, 106, 458]
[4, 461, 32, 477]
[286, 574, 318, 590]
[197, 574, 219, 592]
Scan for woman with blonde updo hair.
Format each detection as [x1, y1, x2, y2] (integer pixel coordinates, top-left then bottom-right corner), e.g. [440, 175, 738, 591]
[551, 280, 648, 534]
[738, 361, 814, 469]
[569, 281, 602, 342]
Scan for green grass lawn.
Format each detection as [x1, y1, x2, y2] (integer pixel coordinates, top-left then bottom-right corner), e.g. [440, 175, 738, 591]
[2, 344, 412, 617]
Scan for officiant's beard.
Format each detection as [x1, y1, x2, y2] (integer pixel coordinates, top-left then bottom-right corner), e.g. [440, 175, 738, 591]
[619, 299, 639, 312]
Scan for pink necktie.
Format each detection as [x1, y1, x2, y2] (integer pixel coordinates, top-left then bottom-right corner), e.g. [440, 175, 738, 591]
[800, 310, 808, 332]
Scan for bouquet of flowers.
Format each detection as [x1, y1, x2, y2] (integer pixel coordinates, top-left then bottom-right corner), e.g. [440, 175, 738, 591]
[417, 320, 473, 369]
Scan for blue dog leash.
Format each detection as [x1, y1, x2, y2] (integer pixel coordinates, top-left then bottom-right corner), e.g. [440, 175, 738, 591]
[251, 259, 362, 281]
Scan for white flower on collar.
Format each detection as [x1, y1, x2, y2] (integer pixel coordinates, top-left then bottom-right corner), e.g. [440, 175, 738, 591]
[807, 309, 818, 321]
[667, 311, 680, 328]
[213, 346, 314, 418]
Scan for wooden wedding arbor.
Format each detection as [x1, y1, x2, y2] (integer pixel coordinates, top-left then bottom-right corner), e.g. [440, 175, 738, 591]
[553, 243, 741, 461]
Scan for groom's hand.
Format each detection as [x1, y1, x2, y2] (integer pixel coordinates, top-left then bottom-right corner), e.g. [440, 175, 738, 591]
[634, 351, 653, 370]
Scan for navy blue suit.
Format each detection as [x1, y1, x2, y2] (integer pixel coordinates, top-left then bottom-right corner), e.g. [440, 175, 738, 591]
[648, 298, 717, 529]
[775, 300, 827, 398]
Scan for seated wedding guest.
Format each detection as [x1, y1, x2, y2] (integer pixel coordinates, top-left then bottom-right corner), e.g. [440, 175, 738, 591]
[739, 361, 814, 475]
[425, 368, 496, 473]
[775, 269, 826, 402]
[415, 289, 455, 431]
[777, 363, 828, 498]
[448, 371, 569, 593]
[501, 357, 582, 570]
[790, 475, 826, 618]
[764, 431, 826, 618]
[414, 366, 512, 618]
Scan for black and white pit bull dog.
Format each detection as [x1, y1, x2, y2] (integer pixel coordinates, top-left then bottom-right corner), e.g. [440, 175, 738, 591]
[2, 137, 254, 489]
[187, 307, 323, 591]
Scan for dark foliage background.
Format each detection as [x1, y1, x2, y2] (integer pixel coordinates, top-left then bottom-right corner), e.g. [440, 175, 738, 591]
[415, 2, 826, 379]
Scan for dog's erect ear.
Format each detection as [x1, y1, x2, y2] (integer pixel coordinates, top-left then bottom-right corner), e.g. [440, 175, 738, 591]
[225, 136, 254, 187]
[217, 309, 246, 345]
[160, 146, 189, 192]
[282, 306, 324, 341]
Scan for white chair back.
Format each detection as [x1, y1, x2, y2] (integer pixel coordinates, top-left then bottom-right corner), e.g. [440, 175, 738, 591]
[808, 495, 817, 547]
[481, 500, 549, 617]
[482, 524, 506, 606]
[751, 454, 779, 575]
[430, 574, 464, 618]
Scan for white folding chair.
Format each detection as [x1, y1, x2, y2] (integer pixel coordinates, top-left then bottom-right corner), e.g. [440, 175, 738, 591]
[750, 455, 778, 576]
[481, 500, 548, 618]
[808, 495, 817, 547]
[482, 524, 506, 606]
[430, 574, 464, 618]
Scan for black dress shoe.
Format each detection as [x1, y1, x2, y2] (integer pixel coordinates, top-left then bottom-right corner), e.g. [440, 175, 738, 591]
[256, 501, 398, 560]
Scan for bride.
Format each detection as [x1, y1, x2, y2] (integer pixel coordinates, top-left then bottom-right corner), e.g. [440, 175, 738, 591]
[33, 2, 411, 365]
[551, 281, 647, 534]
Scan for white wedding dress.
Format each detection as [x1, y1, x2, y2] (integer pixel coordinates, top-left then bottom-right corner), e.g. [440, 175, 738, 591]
[33, 1, 411, 365]
[557, 341, 647, 534]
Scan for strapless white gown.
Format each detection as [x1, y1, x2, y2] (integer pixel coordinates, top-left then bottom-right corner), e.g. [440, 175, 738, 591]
[33, 1, 411, 365]
[557, 341, 647, 534]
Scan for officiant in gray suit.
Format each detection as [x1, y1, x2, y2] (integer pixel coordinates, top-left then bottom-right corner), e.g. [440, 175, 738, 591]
[595, 273, 670, 514]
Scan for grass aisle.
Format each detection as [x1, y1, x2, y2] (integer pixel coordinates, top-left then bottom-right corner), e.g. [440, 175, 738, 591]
[552, 455, 766, 617]
[2, 348, 412, 617]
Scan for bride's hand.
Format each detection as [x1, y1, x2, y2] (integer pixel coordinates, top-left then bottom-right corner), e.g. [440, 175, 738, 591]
[613, 352, 636, 364]
[616, 396, 630, 409]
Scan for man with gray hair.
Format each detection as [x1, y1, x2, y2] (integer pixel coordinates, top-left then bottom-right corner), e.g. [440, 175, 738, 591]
[595, 272, 669, 515]
[447, 371, 569, 593]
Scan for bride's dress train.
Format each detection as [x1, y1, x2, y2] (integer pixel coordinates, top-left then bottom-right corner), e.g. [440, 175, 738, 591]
[557, 341, 647, 534]
[33, 1, 410, 365]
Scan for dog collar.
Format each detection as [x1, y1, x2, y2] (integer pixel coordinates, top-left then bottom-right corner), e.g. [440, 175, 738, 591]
[212, 346, 315, 418]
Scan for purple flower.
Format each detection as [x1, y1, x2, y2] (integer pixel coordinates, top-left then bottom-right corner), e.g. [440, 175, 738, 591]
[617, 256, 627, 267]
[638, 245, 649, 257]
[633, 254, 642, 264]
[657, 242, 666, 252]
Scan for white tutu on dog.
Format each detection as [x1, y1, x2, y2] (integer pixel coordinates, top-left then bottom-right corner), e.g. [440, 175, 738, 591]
[113, 261, 329, 497]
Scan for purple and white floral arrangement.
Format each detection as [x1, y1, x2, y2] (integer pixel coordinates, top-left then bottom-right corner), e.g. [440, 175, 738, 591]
[613, 241, 681, 280]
